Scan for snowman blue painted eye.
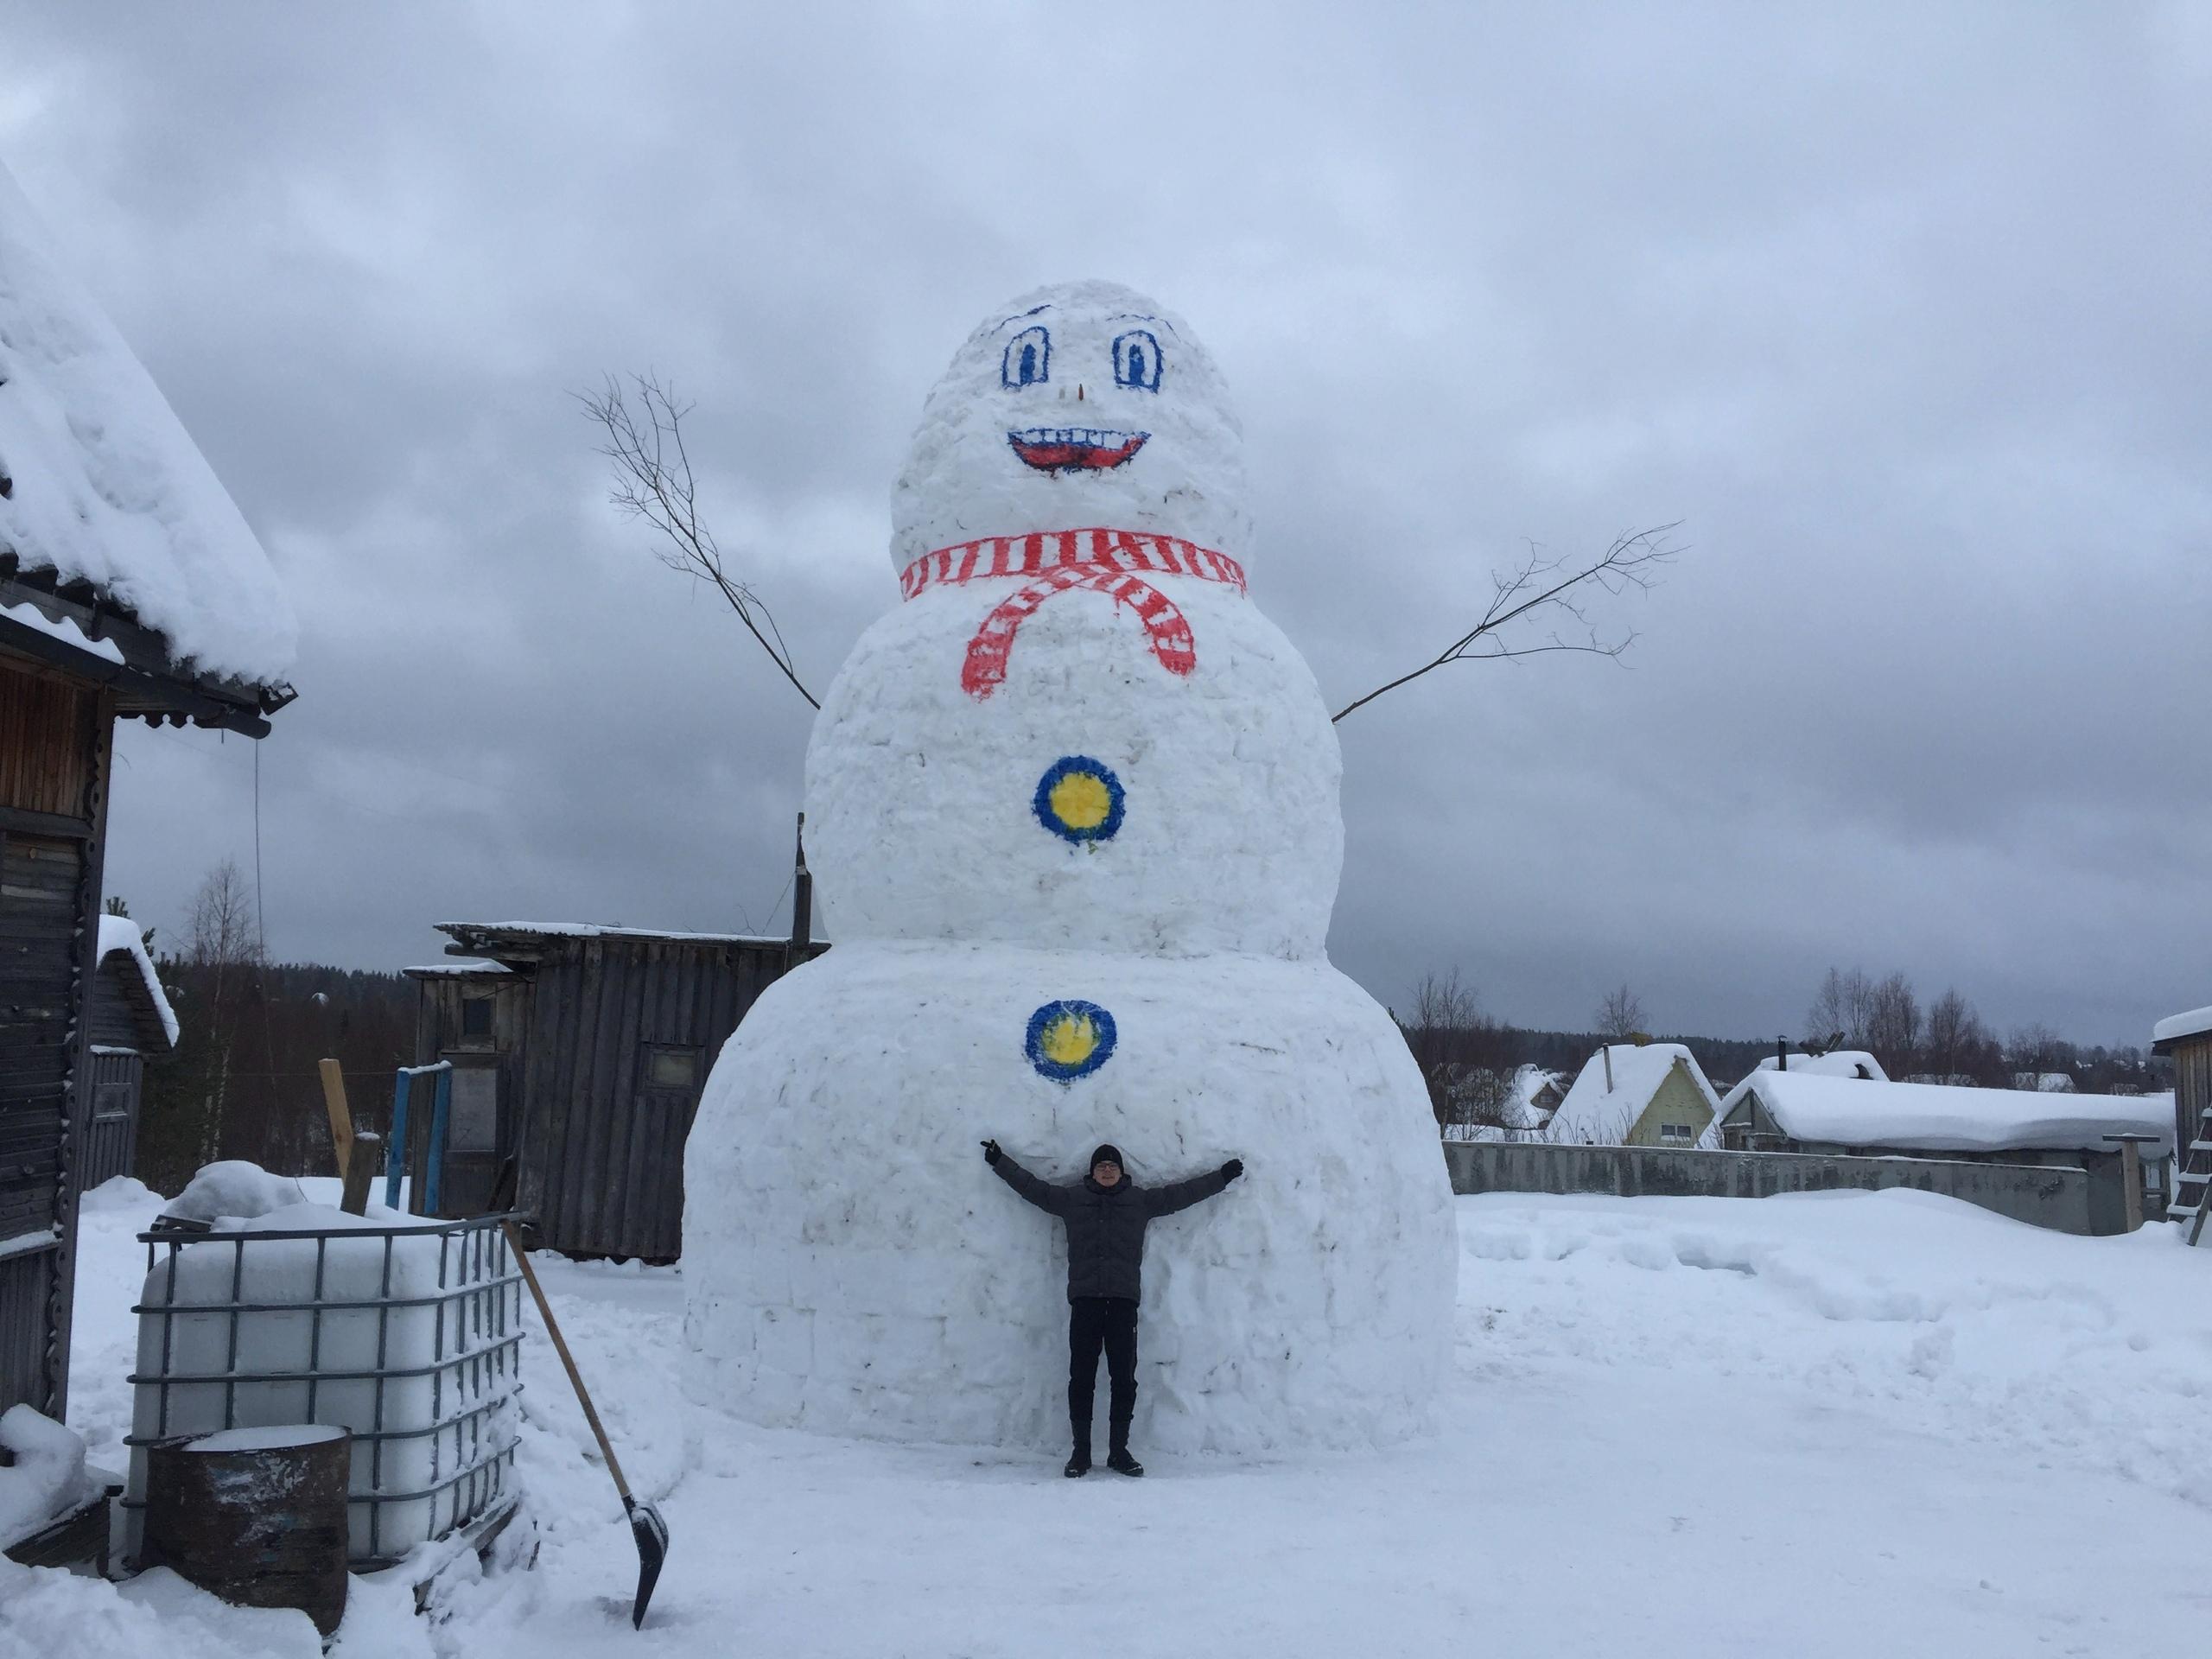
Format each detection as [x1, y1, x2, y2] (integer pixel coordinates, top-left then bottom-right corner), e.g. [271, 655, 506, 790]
[1113, 330, 1162, 392]
[1002, 327, 1051, 389]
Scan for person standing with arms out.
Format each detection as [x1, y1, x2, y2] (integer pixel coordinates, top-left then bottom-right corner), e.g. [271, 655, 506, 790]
[982, 1140, 1243, 1478]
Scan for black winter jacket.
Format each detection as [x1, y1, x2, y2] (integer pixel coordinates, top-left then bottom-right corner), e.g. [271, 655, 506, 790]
[992, 1154, 1232, 1304]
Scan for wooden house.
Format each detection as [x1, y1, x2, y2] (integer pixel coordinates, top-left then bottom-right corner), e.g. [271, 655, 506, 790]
[404, 922, 826, 1261]
[2152, 1003, 2211, 1223]
[0, 162, 294, 1421]
[1547, 1043, 1721, 1147]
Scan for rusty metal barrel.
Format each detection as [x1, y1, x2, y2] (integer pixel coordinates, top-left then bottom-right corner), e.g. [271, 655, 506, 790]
[142, 1424, 351, 1637]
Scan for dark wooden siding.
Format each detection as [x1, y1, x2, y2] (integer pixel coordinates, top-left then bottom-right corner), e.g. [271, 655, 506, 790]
[81, 1046, 142, 1190]
[0, 660, 99, 820]
[0, 1243, 55, 1416]
[2175, 1039, 2210, 1215]
[406, 975, 530, 1220]
[0, 664, 111, 1419]
[414, 938, 807, 1261]
[89, 959, 140, 1047]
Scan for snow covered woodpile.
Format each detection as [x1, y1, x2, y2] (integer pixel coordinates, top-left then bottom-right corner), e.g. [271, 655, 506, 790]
[124, 1202, 522, 1566]
[685, 282, 1456, 1453]
[0, 157, 297, 1426]
[407, 923, 823, 1255]
[2151, 1002, 2212, 1222]
[1547, 1044, 1721, 1147]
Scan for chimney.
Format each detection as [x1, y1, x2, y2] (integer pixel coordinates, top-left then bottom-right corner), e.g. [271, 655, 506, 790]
[785, 811, 812, 974]
[1778, 1035, 1789, 1072]
[1602, 1046, 1613, 1091]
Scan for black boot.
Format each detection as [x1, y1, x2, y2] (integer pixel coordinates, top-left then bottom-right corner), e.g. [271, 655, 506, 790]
[1065, 1424, 1092, 1478]
[1107, 1419, 1142, 1477]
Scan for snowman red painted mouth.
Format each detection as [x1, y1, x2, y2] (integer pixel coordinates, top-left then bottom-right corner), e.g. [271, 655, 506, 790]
[1007, 426, 1149, 473]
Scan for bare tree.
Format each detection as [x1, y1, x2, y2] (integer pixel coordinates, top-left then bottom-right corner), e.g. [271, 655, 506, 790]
[186, 859, 261, 979]
[2005, 1021, 2075, 1086]
[1806, 966, 1874, 1050]
[1593, 982, 1648, 1042]
[179, 860, 264, 1169]
[1923, 988, 1984, 1084]
[1331, 526, 1681, 724]
[1401, 970, 1510, 1128]
[580, 372, 818, 709]
[1863, 972, 1922, 1078]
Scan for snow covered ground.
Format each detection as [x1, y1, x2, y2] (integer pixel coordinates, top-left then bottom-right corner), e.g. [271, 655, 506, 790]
[7, 1178, 2211, 1656]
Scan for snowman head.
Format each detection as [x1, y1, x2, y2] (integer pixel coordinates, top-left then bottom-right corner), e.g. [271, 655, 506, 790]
[891, 280, 1251, 569]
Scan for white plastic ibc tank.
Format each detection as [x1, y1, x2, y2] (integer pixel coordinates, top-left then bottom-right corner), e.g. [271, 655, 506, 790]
[124, 1207, 523, 1565]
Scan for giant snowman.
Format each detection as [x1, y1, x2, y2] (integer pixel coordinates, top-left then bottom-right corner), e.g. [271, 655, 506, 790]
[683, 281, 1455, 1452]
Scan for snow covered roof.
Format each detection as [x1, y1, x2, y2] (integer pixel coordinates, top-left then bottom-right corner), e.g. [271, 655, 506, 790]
[2152, 1004, 2212, 1049]
[1513, 1065, 1563, 1110]
[1720, 1071, 2173, 1155]
[1756, 1050, 1888, 1082]
[96, 913, 176, 1046]
[1548, 1045, 1720, 1145]
[0, 160, 296, 685]
[432, 920, 828, 969]
[400, 958, 513, 979]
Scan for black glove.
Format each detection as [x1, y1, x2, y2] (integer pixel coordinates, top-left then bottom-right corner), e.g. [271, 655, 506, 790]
[1222, 1158, 1243, 1182]
[982, 1138, 1002, 1166]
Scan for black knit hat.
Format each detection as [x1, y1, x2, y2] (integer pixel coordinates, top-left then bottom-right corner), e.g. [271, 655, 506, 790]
[1090, 1144, 1123, 1172]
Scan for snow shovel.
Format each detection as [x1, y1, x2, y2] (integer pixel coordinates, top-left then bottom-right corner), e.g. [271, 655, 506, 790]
[491, 1166, 669, 1627]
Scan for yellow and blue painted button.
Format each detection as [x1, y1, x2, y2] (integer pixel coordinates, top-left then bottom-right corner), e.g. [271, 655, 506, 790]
[1033, 755, 1125, 844]
[1026, 999, 1116, 1082]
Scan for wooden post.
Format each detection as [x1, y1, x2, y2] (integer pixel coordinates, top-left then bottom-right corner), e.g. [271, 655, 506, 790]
[2103, 1132, 2158, 1234]
[340, 1132, 382, 1216]
[318, 1059, 353, 1180]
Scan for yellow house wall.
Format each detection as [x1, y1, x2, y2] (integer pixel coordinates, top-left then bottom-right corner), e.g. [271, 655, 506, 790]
[1624, 1064, 1714, 1147]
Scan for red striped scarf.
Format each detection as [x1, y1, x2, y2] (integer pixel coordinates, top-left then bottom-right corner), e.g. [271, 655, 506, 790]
[899, 528, 1248, 699]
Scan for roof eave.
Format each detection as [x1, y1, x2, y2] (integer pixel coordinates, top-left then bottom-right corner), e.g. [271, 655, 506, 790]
[0, 562, 294, 735]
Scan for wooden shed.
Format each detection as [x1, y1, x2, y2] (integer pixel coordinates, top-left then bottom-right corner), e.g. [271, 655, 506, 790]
[404, 924, 825, 1261]
[80, 915, 179, 1189]
[2152, 1003, 2211, 1223]
[0, 162, 296, 1421]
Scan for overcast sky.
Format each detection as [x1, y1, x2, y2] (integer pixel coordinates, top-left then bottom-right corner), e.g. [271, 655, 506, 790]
[6, 4, 2208, 1047]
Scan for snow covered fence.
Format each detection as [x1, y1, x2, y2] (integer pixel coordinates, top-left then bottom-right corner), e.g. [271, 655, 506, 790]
[1443, 1141, 2099, 1235]
[124, 1211, 523, 1567]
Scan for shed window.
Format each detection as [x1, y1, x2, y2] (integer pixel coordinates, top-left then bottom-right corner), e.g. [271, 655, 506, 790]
[461, 995, 494, 1039]
[641, 1044, 702, 1092]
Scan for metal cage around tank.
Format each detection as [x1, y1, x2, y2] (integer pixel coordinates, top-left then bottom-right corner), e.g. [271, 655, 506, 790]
[123, 1211, 524, 1567]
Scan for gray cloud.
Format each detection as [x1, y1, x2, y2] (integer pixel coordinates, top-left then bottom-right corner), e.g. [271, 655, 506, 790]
[10, 2, 2208, 1046]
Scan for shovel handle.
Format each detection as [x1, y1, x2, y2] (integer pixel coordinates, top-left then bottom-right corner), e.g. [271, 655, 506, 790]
[502, 1220, 634, 1503]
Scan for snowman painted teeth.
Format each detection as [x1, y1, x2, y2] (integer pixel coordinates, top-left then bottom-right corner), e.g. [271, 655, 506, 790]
[683, 280, 1456, 1453]
[1006, 426, 1149, 472]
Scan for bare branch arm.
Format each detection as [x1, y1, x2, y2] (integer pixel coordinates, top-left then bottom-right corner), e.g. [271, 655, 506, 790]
[1331, 524, 1683, 724]
[579, 372, 821, 710]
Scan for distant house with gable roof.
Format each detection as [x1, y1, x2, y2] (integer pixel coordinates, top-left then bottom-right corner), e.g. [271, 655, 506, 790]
[1547, 1043, 1721, 1148]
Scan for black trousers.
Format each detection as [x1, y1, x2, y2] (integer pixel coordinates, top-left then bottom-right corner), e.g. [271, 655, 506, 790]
[1067, 1295, 1139, 1448]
